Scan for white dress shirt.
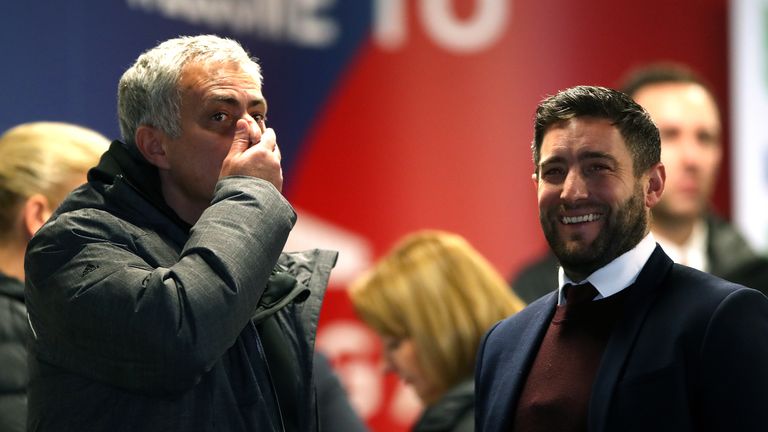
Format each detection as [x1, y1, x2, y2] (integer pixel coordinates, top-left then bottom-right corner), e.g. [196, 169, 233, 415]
[654, 219, 708, 271]
[557, 233, 657, 305]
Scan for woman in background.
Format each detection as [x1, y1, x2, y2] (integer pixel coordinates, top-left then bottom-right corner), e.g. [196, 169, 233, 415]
[0, 122, 108, 432]
[349, 230, 525, 432]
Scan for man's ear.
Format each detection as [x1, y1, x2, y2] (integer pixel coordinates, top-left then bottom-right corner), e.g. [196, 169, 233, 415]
[135, 125, 171, 169]
[23, 194, 52, 238]
[645, 162, 666, 208]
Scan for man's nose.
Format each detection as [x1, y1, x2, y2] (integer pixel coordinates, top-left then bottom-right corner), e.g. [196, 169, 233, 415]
[679, 137, 702, 168]
[561, 169, 588, 201]
[243, 113, 265, 135]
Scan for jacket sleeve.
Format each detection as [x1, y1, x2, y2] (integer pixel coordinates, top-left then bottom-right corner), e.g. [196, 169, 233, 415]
[696, 287, 768, 430]
[24, 177, 295, 395]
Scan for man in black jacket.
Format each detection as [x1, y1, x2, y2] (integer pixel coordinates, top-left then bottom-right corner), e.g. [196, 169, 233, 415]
[24, 35, 341, 432]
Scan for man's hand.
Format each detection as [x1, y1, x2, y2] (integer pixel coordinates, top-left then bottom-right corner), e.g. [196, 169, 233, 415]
[220, 119, 283, 192]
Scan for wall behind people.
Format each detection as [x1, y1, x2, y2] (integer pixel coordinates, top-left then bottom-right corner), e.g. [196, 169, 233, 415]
[731, 0, 768, 252]
[0, 0, 733, 430]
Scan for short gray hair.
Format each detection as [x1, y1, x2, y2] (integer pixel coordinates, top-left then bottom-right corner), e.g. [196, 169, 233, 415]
[117, 35, 262, 147]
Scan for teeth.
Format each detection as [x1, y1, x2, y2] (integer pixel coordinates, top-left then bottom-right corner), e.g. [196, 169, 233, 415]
[562, 214, 601, 224]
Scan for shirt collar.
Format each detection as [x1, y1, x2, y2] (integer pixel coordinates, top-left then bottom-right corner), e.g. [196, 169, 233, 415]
[557, 233, 656, 304]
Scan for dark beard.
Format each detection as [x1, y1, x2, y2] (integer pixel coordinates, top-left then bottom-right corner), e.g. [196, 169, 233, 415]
[541, 183, 648, 278]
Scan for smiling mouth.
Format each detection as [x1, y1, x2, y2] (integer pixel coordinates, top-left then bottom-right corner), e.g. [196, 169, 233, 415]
[561, 213, 602, 224]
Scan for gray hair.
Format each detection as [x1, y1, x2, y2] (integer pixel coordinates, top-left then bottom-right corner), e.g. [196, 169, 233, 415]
[117, 35, 262, 147]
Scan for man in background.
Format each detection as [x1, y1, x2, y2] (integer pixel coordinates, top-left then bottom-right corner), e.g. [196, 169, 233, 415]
[513, 64, 768, 302]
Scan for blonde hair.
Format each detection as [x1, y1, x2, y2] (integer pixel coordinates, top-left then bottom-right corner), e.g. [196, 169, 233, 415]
[349, 230, 525, 400]
[0, 122, 109, 236]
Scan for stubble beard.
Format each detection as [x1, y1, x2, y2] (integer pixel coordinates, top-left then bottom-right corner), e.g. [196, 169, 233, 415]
[541, 183, 648, 278]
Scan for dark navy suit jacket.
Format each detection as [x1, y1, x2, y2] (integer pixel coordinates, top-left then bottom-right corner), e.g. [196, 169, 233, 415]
[476, 245, 768, 432]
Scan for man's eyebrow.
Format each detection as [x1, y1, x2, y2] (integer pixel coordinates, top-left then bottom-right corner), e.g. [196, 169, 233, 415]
[578, 151, 617, 163]
[207, 94, 266, 109]
[538, 151, 617, 169]
[539, 155, 566, 167]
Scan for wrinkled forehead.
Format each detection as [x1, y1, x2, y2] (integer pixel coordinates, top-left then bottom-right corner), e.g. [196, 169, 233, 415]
[541, 117, 629, 156]
[180, 58, 262, 86]
[544, 116, 619, 138]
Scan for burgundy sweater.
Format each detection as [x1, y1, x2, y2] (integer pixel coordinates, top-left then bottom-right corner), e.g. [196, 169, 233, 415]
[511, 287, 629, 432]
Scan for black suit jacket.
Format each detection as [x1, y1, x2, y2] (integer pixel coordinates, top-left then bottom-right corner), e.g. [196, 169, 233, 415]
[477, 246, 768, 432]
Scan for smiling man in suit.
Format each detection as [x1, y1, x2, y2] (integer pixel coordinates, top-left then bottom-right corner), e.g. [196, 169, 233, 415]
[512, 65, 768, 303]
[475, 85, 768, 432]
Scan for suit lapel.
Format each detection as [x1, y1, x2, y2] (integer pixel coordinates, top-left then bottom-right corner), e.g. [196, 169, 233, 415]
[589, 245, 673, 432]
[488, 291, 558, 432]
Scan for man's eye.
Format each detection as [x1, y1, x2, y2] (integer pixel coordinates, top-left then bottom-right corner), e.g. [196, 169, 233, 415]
[252, 113, 267, 122]
[542, 168, 564, 178]
[211, 112, 228, 122]
[660, 127, 681, 142]
[697, 131, 718, 146]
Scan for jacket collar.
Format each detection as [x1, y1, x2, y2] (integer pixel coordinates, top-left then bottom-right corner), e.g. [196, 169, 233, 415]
[0, 272, 24, 302]
[588, 245, 673, 432]
[88, 141, 191, 231]
[705, 212, 762, 277]
[414, 380, 474, 431]
[476, 291, 557, 432]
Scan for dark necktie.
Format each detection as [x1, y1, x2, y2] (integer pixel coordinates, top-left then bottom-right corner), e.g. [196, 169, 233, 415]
[564, 282, 599, 310]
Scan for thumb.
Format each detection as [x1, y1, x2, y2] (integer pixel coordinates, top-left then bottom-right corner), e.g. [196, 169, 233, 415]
[228, 120, 251, 155]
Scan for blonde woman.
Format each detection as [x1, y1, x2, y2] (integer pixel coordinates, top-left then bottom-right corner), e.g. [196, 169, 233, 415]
[0, 122, 108, 432]
[349, 230, 525, 432]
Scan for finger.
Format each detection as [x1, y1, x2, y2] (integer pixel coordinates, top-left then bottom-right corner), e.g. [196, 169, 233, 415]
[229, 119, 251, 155]
[257, 128, 277, 152]
[273, 142, 282, 161]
